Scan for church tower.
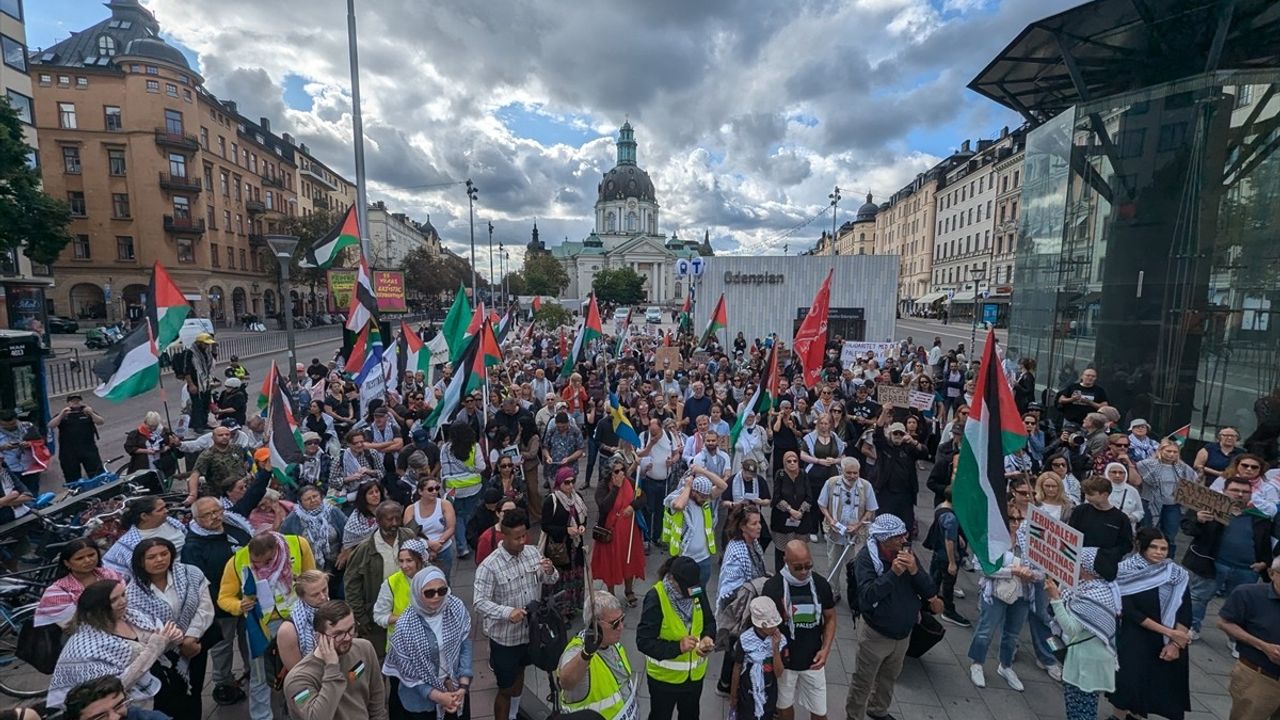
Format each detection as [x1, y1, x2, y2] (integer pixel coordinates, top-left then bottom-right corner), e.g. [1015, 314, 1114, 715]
[595, 122, 660, 242]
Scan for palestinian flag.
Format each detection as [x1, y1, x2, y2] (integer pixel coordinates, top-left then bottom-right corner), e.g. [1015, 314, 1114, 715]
[423, 330, 481, 436]
[495, 307, 513, 344]
[615, 307, 633, 355]
[953, 328, 1027, 574]
[256, 369, 273, 412]
[265, 362, 304, 486]
[678, 293, 692, 332]
[147, 261, 190, 349]
[93, 321, 159, 401]
[399, 321, 431, 379]
[443, 285, 473, 364]
[299, 205, 360, 269]
[479, 316, 503, 370]
[560, 295, 603, 380]
[731, 343, 777, 448]
[344, 254, 378, 332]
[699, 293, 728, 347]
[1166, 424, 1191, 448]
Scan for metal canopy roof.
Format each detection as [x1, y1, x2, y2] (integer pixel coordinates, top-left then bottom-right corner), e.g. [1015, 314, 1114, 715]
[968, 0, 1280, 124]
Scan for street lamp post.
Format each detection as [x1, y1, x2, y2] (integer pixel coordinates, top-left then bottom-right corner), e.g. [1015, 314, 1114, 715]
[498, 243, 507, 314]
[265, 234, 301, 384]
[828, 185, 841, 255]
[465, 179, 479, 308]
[487, 221, 495, 308]
[970, 266, 987, 355]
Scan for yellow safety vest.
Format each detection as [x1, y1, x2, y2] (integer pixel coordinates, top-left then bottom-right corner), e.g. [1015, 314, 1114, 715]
[662, 502, 716, 558]
[232, 535, 305, 619]
[643, 582, 706, 683]
[386, 571, 411, 646]
[559, 635, 636, 720]
[444, 446, 482, 491]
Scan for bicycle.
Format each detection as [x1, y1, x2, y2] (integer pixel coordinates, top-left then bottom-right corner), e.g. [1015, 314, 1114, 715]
[0, 564, 59, 699]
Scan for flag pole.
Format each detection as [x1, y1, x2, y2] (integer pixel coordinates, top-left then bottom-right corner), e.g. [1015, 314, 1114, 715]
[148, 318, 175, 432]
[346, 0, 371, 260]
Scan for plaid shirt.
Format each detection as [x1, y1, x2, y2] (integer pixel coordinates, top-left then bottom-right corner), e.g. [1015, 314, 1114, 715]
[473, 544, 559, 646]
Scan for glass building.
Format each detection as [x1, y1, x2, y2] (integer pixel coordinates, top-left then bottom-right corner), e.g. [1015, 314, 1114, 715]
[971, 0, 1280, 459]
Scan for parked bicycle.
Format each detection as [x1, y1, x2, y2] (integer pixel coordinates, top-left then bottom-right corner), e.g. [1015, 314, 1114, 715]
[0, 564, 60, 698]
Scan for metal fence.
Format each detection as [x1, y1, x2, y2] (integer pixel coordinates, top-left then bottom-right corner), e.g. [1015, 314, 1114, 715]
[44, 314, 435, 398]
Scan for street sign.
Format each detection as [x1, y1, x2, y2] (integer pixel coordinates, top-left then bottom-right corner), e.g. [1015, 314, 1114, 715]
[689, 257, 705, 276]
[675, 258, 690, 277]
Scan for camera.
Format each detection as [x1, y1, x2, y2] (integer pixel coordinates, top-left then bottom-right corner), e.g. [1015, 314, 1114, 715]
[1070, 433, 1087, 447]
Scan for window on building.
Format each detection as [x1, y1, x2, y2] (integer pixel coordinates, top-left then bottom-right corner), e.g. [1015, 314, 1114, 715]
[6, 89, 33, 125]
[218, 137, 226, 158]
[72, 234, 90, 260]
[169, 153, 187, 179]
[1011, 201, 1018, 219]
[62, 146, 81, 174]
[58, 75, 70, 87]
[58, 102, 76, 129]
[1002, 176, 1008, 192]
[145, 79, 159, 93]
[38, 73, 51, 86]
[1157, 122, 1188, 153]
[239, 249, 247, 269]
[251, 153, 257, 174]
[231, 143, 238, 165]
[145, 65, 158, 75]
[97, 35, 116, 56]
[0, 0, 21, 21]
[236, 214, 243, 234]
[103, 105, 122, 131]
[67, 192, 86, 216]
[242, 149, 249, 167]
[220, 171, 230, 196]
[265, 191, 273, 210]
[211, 243, 220, 267]
[233, 175, 242, 200]
[1235, 85, 1254, 109]
[164, 109, 183, 135]
[107, 147, 126, 176]
[111, 193, 130, 219]
[223, 210, 231, 231]
[172, 196, 190, 220]
[1012, 170, 1020, 187]
[207, 205, 216, 230]
[200, 127, 209, 149]
[177, 237, 195, 264]
[1, 33, 26, 72]
[116, 236, 134, 260]
[165, 83, 177, 97]
[182, 89, 192, 102]
[226, 246, 234, 267]
[203, 165, 213, 190]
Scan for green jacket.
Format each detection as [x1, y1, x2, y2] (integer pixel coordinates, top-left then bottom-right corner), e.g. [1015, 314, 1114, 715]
[343, 527, 416, 648]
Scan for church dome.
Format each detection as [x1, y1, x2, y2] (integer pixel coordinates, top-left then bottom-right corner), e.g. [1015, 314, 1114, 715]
[598, 165, 656, 203]
[855, 193, 879, 222]
[122, 37, 191, 70]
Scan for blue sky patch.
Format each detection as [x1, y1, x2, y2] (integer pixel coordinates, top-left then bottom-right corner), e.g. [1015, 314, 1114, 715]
[282, 74, 314, 112]
[495, 103, 600, 147]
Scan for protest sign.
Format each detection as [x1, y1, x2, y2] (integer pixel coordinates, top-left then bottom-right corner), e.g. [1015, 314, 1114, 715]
[655, 347, 682, 369]
[908, 390, 935, 411]
[1175, 480, 1242, 524]
[1027, 506, 1083, 588]
[876, 385, 910, 408]
[841, 341, 898, 367]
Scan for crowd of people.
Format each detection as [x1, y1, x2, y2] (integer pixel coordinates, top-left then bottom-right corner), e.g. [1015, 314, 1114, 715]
[6, 318, 1280, 720]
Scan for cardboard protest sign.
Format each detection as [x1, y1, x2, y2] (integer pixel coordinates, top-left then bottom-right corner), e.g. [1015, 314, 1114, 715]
[908, 390, 935, 411]
[654, 347, 682, 369]
[875, 385, 910, 408]
[1175, 480, 1242, 524]
[1027, 506, 1083, 588]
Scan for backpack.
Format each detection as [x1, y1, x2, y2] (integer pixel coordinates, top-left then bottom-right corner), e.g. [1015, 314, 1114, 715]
[923, 505, 955, 554]
[526, 596, 569, 673]
[170, 349, 191, 379]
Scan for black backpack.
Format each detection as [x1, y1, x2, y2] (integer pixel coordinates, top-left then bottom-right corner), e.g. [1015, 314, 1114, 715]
[923, 505, 954, 554]
[526, 597, 569, 673]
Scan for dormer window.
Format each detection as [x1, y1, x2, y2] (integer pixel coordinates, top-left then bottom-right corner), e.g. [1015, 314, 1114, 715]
[98, 35, 116, 56]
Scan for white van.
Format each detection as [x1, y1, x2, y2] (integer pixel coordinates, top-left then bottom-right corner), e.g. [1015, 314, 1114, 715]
[176, 318, 215, 348]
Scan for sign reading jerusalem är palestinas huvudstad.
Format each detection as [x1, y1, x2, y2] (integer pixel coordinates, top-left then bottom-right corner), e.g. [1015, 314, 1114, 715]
[1027, 505, 1083, 588]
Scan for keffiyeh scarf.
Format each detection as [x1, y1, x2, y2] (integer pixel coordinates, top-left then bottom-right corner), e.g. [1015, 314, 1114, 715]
[663, 576, 696, 626]
[382, 568, 471, 691]
[50, 610, 162, 705]
[125, 562, 204, 632]
[289, 598, 319, 656]
[1060, 547, 1121, 652]
[218, 497, 253, 535]
[292, 505, 335, 567]
[103, 517, 188, 578]
[1115, 552, 1189, 645]
[739, 629, 785, 720]
[251, 532, 296, 599]
[34, 568, 122, 628]
[730, 472, 761, 503]
[866, 514, 907, 576]
[342, 510, 378, 548]
[779, 566, 818, 637]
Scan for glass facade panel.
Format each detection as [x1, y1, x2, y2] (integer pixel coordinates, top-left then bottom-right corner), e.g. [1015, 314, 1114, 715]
[1009, 69, 1280, 458]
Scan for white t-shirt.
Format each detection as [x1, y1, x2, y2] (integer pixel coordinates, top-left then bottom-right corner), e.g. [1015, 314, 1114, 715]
[640, 431, 673, 480]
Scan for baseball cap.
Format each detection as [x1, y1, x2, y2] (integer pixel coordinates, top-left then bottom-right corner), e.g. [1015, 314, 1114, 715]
[887, 422, 908, 435]
[253, 447, 271, 463]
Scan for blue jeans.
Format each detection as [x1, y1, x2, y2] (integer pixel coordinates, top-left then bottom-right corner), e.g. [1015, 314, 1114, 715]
[248, 618, 282, 720]
[451, 493, 481, 556]
[435, 541, 456, 582]
[697, 557, 712, 587]
[585, 435, 600, 483]
[1189, 564, 1259, 631]
[1026, 583, 1059, 668]
[967, 595, 1030, 667]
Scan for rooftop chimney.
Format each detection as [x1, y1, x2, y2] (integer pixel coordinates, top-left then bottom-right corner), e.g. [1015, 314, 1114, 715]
[300, 143, 309, 155]
[260, 117, 270, 133]
[1000, 126, 1009, 139]
[282, 133, 293, 145]
[960, 139, 971, 153]
[223, 100, 237, 114]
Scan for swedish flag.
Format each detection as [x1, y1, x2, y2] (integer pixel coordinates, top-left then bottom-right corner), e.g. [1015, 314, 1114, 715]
[608, 392, 642, 448]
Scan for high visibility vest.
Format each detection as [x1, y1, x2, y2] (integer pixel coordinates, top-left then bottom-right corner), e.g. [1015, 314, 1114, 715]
[559, 635, 637, 720]
[386, 571, 412, 646]
[443, 446, 482, 491]
[231, 535, 305, 619]
[643, 582, 706, 683]
[662, 502, 716, 557]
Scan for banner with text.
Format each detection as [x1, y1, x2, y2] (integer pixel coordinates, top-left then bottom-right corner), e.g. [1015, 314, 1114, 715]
[1027, 506, 1083, 588]
[326, 270, 356, 312]
[372, 271, 407, 313]
[841, 341, 898, 367]
[1175, 480, 1243, 524]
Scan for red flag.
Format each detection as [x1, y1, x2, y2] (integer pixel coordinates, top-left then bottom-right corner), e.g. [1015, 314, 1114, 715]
[793, 269, 833, 386]
[533, 296, 543, 312]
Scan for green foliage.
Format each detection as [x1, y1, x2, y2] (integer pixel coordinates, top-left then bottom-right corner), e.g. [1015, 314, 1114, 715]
[402, 245, 487, 300]
[278, 209, 342, 289]
[521, 252, 569, 296]
[0, 102, 73, 265]
[533, 302, 573, 330]
[591, 267, 646, 306]
[504, 271, 528, 297]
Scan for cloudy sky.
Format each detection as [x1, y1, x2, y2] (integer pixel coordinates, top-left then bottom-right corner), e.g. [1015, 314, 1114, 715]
[27, 0, 1080, 276]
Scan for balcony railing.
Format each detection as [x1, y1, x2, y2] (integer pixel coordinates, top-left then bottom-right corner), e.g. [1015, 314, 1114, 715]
[300, 165, 338, 192]
[164, 215, 206, 235]
[153, 128, 200, 151]
[159, 172, 203, 193]
[263, 175, 288, 190]
[245, 199, 266, 214]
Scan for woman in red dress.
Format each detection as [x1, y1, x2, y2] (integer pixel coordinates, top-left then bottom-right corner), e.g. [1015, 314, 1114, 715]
[591, 455, 646, 606]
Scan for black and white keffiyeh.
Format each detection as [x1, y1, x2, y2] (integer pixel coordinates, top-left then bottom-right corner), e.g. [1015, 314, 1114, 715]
[218, 497, 253, 535]
[289, 598, 319, 656]
[125, 562, 204, 632]
[382, 567, 471, 691]
[738, 629, 785, 720]
[663, 576, 695, 626]
[342, 510, 378, 548]
[291, 505, 336, 567]
[49, 609, 162, 706]
[1115, 551, 1189, 644]
[103, 517, 188, 578]
[866, 514, 907, 576]
[1060, 547, 1121, 652]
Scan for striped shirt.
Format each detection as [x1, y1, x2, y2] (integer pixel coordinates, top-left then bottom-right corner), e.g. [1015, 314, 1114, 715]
[473, 544, 559, 646]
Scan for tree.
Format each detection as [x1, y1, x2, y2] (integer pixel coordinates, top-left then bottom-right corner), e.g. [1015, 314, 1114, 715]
[521, 252, 569, 296]
[0, 102, 73, 265]
[504, 271, 528, 297]
[277, 209, 343, 315]
[402, 246, 488, 304]
[533, 302, 573, 330]
[591, 267, 646, 306]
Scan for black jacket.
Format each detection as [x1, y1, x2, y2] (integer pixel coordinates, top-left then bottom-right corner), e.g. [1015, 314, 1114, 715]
[181, 523, 251, 618]
[872, 427, 930, 498]
[636, 582, 717, 664]
[853, 545, 937, 640]
[1180, 508, 1274, 580]
[927, 439, 960, 506]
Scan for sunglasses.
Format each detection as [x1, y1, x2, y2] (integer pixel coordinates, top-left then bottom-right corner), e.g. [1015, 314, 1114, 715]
[499, 463, 513, 469]
[1111, 442, 1130, 448]
[421, 587, 450, 599]
[1013, 489, 1032, 497]
[424, 485, 441, 493]
[1239, 463, 1262, 470]
[612, 467, 626, 474]
[605, 615, 625, 629]
[789, 563, 813, 572]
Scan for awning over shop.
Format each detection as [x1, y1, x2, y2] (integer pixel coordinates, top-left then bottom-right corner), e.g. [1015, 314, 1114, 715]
[915, 291, 948, 305]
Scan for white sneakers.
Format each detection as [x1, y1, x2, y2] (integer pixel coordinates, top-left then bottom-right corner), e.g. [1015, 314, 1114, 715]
[1188, 628, 1200, 642]
[969, 664, 987, 688]
[1229, 638, 1239, 658]
[997, 665, 1025, 691]
[1035, 658, 1063, 682]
